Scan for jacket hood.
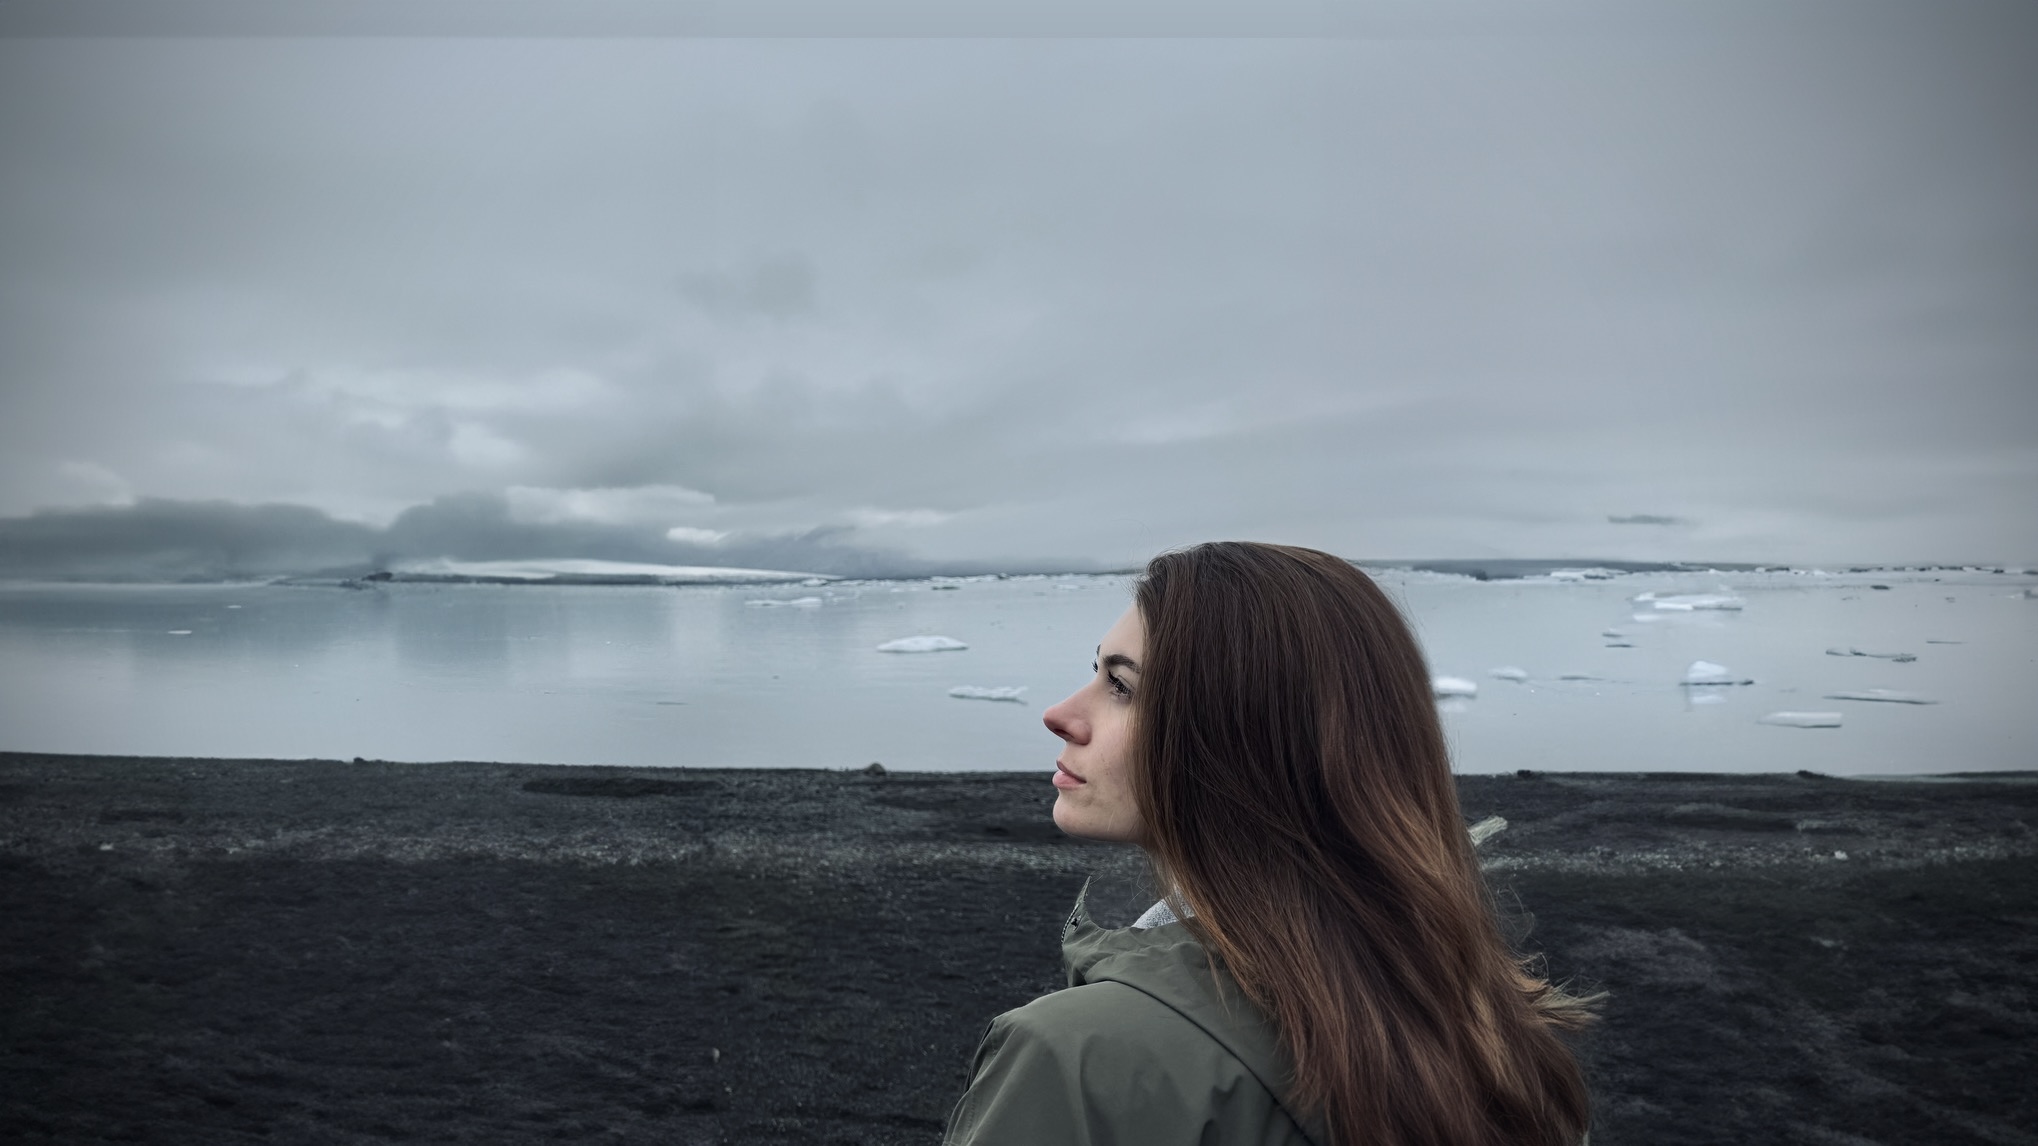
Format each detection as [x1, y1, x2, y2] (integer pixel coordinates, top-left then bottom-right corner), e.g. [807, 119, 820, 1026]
[1060, 881, 1330, 1146]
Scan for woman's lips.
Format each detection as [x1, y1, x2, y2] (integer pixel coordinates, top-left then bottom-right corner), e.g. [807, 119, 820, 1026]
[1052, 761, 1085, 789]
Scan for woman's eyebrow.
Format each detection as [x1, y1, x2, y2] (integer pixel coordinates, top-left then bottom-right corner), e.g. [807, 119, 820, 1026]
[1100, 652, 1141, 673]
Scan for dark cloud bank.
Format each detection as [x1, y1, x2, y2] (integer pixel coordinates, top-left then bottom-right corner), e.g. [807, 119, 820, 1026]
[0, 497, 1053, 582]
[0, 497, 1899, 584]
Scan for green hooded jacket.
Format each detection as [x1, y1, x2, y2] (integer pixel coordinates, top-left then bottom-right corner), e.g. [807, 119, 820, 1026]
[943, 883, 1329, 1145]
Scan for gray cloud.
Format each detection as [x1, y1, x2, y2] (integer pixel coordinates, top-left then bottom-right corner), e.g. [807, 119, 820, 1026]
[1, 28, 2033, 570]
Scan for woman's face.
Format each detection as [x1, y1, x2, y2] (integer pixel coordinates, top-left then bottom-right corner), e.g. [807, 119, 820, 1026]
[1043, 605, 1146, 844]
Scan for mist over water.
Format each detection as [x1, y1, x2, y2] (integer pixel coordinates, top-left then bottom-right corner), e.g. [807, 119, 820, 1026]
[0, 568, 2030, 775]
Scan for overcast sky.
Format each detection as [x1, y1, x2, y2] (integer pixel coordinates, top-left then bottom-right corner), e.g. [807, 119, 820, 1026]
[2, 4, 2033, 576]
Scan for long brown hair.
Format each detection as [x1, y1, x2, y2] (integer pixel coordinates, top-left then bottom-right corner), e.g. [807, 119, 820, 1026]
[1133, 542, 1594, 1146]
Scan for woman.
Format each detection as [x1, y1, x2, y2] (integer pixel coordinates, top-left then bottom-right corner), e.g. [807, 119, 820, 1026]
[944, 542, 1595, 1146]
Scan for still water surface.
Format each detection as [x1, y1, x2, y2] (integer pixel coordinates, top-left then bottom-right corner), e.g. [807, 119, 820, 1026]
[0, 569, 2030, 774]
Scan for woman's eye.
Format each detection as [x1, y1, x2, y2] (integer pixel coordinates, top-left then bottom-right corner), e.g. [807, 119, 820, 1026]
[1107, 675, 1132, 698]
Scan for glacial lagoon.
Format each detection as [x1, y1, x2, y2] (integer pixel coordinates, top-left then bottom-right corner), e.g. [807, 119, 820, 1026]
[0, 567, 2031, 775]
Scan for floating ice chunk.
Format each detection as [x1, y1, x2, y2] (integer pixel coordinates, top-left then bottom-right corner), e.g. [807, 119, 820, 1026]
[1549, 568, 1618, 581]
[1682, 660, 1754, 685]
[877, 635, 969, 653]
[225, 605, 242, 610]
[948, 685, 1027, 703]
[1824, 689, 1937, 705]
[166, 630, 193, 636]
[1468, 815, 1509, 846]
[747, 596, 823, 608]
[1760, 711, 1843, 728]
[1489, 667, 1530, 682]
[1558, 672, 1600, 681]
[1601, 628, 1625, 639]
[1824, 646, 1917, 663]
[1432, 676, 1479, 698]
[1638, 592, 1745, 612]
[1605, 642, 1634, 648]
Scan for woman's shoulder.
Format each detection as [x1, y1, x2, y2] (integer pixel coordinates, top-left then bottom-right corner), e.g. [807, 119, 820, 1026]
[991, 978, 1209, 1055]
[948, 981, 1312, 1145]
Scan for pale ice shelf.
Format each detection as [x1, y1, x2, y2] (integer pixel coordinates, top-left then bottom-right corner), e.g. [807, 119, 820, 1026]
[877, 636, 969, 653]
[392, 558, 829, 584]
[1826, 689, 1938, 705]
[948, 686, 1027, 703]
[1760, 711, 1844, 728]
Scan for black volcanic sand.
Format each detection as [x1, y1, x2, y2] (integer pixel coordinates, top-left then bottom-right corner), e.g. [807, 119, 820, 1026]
[3, 754, 2034, 1145]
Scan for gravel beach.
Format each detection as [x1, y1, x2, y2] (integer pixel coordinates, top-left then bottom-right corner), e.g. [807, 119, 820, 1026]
[3, 752, 2034, 1145]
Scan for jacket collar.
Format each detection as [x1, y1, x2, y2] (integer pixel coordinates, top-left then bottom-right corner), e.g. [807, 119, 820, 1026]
[1060, 881, 1329, 1146]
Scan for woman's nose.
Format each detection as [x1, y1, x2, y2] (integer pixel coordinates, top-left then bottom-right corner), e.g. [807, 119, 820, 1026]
[1043, 694, 1085, 743]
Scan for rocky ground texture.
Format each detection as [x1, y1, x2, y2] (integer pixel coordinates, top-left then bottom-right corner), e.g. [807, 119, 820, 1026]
[2, 752, 2034, 1145]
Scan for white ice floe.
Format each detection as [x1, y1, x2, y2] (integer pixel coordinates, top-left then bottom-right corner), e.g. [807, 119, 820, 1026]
[1682, 660, 1754, 685]
[1824, 689, 1938, 705]
[1824, 646, 1917, 663]
[1558, 672, 1601, 681]
[1489, 667, 1530, 682]
[877, 635, 969, 653]
[948, 685, 1027, 703]
[1431, 676, 1480, 698]
[1601, 628, 1625, 639]
[1632, 591, 1745, 611]
[166, 630, 193, 636]
[1548, 568, 1619, 581]
[746, 597, 823, 608]
[1760, 711, 1843, 728]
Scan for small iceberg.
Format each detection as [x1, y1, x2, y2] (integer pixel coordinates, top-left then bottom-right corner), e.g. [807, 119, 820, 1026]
[877, 635, 969, 653]
[1604, 641, 1634, 648]
[1682, 660, 1754, 686]
[1601, 628, 1625, 639]
[1468, 815, 1509, 846]
[1432, 676, 1480, 698]
[1824, 689, 1937, 705]
[166, 630, 193, 636]
[1557, 672, 1601, 681]
[1489, 667, 1530, 682]
[1825, 646, 1917, 663]
[747, 597, 823, 608]
[1549, 568, 1619, 581]
[1633, 591, 1745, 612]
[1760, 711, 1843, 728]
[948, 685, 1027, 703]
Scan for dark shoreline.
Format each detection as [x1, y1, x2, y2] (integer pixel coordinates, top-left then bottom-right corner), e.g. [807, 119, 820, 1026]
[4, 752, 2034, 1144]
